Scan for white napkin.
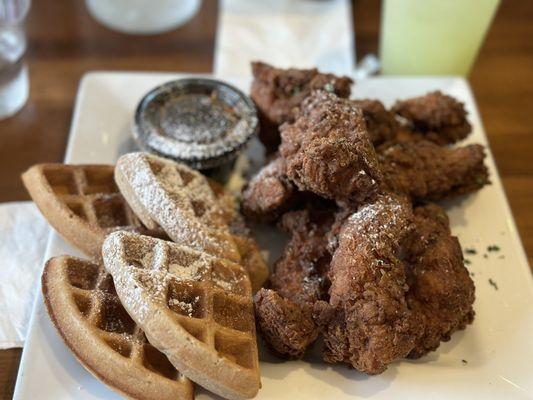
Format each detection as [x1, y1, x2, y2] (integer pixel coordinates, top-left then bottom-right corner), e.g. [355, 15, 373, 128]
[214, 0, 355, 76]
[0, 202, 49, 349]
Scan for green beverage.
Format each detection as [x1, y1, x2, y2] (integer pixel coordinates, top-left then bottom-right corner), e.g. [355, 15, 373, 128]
[380, 0, 500, 75]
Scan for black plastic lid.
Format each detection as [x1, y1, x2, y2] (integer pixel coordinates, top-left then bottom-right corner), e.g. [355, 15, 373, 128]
[133, 78, 258, 169]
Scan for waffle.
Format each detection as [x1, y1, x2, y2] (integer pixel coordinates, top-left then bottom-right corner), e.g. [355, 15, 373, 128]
[102, 231, 261, 400]
[42, 256, 194, 400]
[208, 179, 270, 292]
[22, 164, 164, 259]
[114, 152, 240, 263]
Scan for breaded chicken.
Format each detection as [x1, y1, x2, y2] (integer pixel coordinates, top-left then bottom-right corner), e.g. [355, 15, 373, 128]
[392, 91, 471, 144]
[378, 140, 489, 201]
[254, 289, 319, 359]
[406, 204, 475, 358]
[241, 155, 296, 222]
[280, 91, 381, 205]
[270, 207, 335, 307]
[351, 99, 398, 146]
[318, 194, 422, 374]
[251, 61, 353, 152]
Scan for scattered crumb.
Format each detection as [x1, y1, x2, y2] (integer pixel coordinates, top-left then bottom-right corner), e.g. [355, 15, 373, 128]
[483, 254, 488, 259]
[488, 278, 499, 290]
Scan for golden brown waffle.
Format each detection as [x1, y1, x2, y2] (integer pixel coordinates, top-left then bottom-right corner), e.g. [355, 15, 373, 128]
[232, 231, 269, 294]
[102, 231, 261, 400]
[22, 164, 164, 259]
[208, 179, 269, 292]
[42, 256, 194, 400]
[114, 152, 238, 263]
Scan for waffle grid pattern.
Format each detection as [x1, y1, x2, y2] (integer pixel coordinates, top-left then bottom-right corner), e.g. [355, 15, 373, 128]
[146, 157, 238, 245]
[64, 257, 191, 383]
[148, 159, 225, 227]
[42, 165, 145, 231]
[117, 233, 257, 372]
[116, 153, 242, 264]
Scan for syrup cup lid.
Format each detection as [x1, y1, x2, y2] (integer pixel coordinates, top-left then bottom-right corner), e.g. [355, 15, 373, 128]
[133, 78, 258, 169]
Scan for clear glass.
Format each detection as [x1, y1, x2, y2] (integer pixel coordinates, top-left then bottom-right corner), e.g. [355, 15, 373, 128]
[380, 0, 500, 76]
[0, 0, 30, 119]
[85, 0, 201, 35]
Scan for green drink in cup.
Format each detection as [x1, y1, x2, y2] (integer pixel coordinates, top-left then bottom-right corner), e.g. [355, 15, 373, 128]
[380, 0, 500, 76]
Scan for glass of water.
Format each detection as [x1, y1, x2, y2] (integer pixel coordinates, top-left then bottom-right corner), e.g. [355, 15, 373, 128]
[0, 0, 30, 119]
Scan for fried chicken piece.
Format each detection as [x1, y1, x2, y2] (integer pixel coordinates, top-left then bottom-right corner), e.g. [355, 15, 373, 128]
[392, 91, 471, 144]
[270, 206, 335, 307]
[378, 140, 489, 201]
[351, 99, 398, 146]
[241, 155, 296, 222]
[254, 289, 319, 359]
[280, 91, 381, 205]
[389, 126, 426, 144]
[251, 61, 353, 152]
[317, 194, 422, 374]
[406, 204, 475, 358]
[254, 207, 334, 360]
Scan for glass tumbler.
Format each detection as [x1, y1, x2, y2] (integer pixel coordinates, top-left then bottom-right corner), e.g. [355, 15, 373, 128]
[0, 0, 30, 119]
[380, 0, 500, 76]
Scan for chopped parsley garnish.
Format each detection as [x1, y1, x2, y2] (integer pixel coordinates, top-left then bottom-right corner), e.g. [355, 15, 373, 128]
[465, 248, 477, 255]
[488, 278, 499, 290]
[487, 245, 500, 252]
[475, 176, 486, 186]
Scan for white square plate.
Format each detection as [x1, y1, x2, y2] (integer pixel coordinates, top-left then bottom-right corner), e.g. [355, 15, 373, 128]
[14, 72, 533, 399]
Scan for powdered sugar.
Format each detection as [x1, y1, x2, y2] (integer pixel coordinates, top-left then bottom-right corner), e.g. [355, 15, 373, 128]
[116, 152, 240, 262]
[212, 274, 242, 293]
[169, 262, 202, 281]
[168, 298, 194, 316]
[102, 231, 249, 317]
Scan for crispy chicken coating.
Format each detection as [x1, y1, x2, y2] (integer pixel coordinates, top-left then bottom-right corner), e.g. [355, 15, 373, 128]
[378, 140, 489, 201]
[241, 155, 296, 222]
[270, 207, 335, 307]
[280, 91, 381, 205]
[406, 204, 475, 358]
[390, 126, 426, 144]
[253, 197, 477, 371]
[254, 206, 334, 360]
[317, 194, 422, 374]
[351, 99, 398, 146]
[244, 81, 484, 373]
[392, 91, 472, 144]
[251, 61, 353, 152]
[254, 289, 319, 359]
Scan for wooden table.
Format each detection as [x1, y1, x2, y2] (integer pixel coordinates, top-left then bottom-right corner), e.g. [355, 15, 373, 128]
[1, 1, 531, 398]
